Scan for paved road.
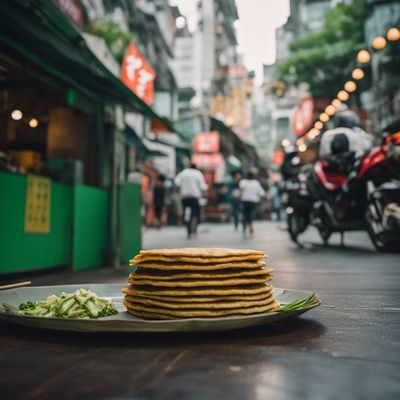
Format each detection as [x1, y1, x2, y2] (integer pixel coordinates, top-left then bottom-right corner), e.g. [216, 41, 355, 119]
[0, 222, 399, 399]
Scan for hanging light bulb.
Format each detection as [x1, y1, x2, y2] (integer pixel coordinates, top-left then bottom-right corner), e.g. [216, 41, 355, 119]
[332, 99, 341, 108]
[320, 113, 329, 122]
[325, 105, 336, 116]
[308, 128, 320, 139]
[298, 144, 307, 152]
[29, 118, 39, 128]
[356, 49, 371, 64]
[351, 68, 365, 80]
[337, 90, 350, 101]
[387, 27, 400, 41]
[314, 121, 323, 130]
[11, 109, 23, 120]
[344, 81, 357, 93]
[372, 36, 387, 50]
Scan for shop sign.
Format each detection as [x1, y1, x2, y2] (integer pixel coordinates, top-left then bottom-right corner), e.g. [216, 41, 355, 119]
[54, 0, 84, 28]
[293, 97, 314, 136]
[192, 153, 224, 169]
[25, 175, 51, 234]
[193, 131, 220, 153]
[121, 43, 156, 105]
[271, 149, 284, 166]
[228, 65, 247, 78]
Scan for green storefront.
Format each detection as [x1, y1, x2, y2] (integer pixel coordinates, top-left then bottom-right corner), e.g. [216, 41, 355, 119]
[0, 1, 164, 274]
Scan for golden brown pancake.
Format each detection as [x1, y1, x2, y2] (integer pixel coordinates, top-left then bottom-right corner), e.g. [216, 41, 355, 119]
[130, 254, 266, 265]
[131, 267, 273, 281]
[124, 299, 279, 319]
[130, 260, 267, 271]
[122, 284, 273, 297]
[138, 248, 267, 257]
[125, 293, 274, 309]
[122, 289, 273, 303]
[128, 275, 273, 287]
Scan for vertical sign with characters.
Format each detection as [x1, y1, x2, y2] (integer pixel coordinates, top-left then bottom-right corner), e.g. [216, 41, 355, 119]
[25, 175, 51, 234]
[121, 43, 156, 105]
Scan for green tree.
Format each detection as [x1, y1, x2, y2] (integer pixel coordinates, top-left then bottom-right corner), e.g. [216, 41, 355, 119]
[88, 19, 135, 63]
[277, 0, 371, 97]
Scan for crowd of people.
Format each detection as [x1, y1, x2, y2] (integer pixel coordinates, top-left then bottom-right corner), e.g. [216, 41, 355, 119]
[144, 163, 283, 238]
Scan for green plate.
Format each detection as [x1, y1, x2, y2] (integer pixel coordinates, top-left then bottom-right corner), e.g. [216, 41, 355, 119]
[0, 284, 320, 332]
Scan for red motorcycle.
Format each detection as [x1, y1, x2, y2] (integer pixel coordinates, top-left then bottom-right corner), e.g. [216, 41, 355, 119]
[287, 130, 400, 251]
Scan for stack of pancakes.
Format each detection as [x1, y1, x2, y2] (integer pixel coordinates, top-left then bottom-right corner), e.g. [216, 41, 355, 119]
[122, 248, 279, 320]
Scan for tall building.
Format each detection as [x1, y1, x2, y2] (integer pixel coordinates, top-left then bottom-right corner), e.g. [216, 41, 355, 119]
[193, 0, 239, 112]
[170, 10, 196, 117]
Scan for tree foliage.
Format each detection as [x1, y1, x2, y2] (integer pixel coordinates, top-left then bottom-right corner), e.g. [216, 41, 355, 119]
[277, 0, 371, 97]
[88, 19, 135, 63]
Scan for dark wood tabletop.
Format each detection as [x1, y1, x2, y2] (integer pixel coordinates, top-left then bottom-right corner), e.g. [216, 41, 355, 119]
[1, 224, 399, 400]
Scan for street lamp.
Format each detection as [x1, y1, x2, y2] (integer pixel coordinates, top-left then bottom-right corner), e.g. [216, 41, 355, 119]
[357, 49, 371, 64]
[325, 105, 336, 116]
[332, 99, 341, 108]
[314, 121, 323, 130]
[320, 113, 329, 122]
[351, 68, 365, 80]
[372, 36, 387, 50]
[337, 90, 350, 101]
[344, 81, 357, 93]
[387, 27, 400, 41]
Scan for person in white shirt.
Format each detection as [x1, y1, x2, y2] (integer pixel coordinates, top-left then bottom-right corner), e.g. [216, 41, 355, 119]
[174, 163, 207, 237]
[239, 171, 265, 236]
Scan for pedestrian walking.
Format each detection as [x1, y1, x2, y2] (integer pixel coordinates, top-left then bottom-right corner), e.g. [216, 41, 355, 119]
[228, 170, 242, 230]
[239, 171, 265, 236]
[153, 174, 166, 229]
[174, 163, 208, 238]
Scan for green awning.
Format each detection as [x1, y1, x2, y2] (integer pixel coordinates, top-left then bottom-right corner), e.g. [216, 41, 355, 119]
[0, 0, 173, 124]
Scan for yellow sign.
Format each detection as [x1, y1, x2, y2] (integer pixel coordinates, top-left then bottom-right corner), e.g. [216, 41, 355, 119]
[25, 175, 51, 234]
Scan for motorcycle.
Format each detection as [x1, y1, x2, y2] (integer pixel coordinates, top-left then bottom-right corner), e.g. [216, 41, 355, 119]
[287, 130, 400, 251]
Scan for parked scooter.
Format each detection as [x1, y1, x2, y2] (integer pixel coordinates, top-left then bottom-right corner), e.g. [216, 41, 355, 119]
[287, 114, 400, 251]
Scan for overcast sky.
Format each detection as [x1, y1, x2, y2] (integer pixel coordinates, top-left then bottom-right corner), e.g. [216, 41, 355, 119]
[170, 0, 290, 83]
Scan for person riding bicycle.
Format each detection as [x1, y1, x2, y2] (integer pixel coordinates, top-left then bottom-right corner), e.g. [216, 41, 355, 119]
[174, 163, 207, 238]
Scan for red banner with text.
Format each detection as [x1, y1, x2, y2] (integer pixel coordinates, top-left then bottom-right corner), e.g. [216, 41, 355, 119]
[121, 43, 156, 105]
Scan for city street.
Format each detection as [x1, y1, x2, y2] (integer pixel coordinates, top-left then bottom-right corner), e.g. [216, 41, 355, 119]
[0, 221, 399, 399]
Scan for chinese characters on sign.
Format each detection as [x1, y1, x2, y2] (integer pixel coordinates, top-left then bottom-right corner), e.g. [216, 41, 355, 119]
[121, 43, 156, 105]
[192, 153, 224, 169]
[293, 97, 314, 136]
[193, 131, 220, 153]
[25, 175, 51, 234]
[192, 131, 223, 169]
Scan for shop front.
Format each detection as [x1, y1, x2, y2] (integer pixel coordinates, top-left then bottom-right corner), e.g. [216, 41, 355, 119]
[0, 0, 164, 274]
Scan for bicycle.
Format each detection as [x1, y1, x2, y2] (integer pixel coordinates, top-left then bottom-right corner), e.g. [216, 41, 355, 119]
[184, 203, 198, 238]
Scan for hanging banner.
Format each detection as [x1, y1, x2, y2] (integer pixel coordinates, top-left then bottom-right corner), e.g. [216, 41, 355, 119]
[25, 175, 51, 234]
[293, 97, 314, 136]
[192, 153, 224, 169]
[193, 131, 220, 153]
[121, 43, 156, 105]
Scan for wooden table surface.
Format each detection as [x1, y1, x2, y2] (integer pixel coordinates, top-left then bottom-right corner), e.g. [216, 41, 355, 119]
[1, 224, 399, 400]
